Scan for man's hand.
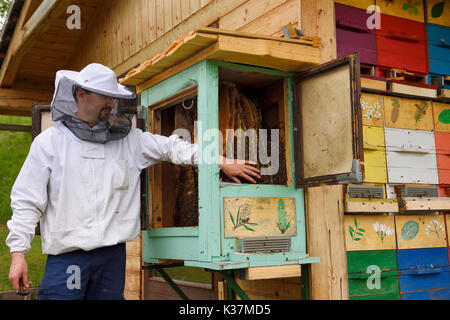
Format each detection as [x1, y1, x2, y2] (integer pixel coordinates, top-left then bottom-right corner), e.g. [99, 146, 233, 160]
[9, 252, 31, 294]
[219, 156, 261, 184]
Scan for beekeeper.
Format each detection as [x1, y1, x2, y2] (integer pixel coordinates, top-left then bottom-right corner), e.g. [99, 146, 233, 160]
[6, 63, 260, 300]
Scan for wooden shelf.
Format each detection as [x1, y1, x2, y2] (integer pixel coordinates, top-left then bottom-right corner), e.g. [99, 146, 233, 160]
[345, 198, 399, 213]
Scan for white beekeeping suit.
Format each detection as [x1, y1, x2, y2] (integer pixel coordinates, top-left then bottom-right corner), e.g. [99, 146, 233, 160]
[6, 63, 198, 255]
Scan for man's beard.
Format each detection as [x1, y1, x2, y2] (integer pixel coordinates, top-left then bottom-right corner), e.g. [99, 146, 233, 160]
[97, 106, 112, 123]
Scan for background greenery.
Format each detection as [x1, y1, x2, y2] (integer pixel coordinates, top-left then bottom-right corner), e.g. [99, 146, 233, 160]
[0, 115, 46, 293]
[0, 0, 12, 29]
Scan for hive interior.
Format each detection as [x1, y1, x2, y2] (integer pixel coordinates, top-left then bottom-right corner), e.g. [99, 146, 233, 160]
[150, 66, 289, 228]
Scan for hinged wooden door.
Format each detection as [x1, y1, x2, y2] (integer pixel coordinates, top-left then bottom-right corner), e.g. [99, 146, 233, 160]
[292, 53, 363, 188]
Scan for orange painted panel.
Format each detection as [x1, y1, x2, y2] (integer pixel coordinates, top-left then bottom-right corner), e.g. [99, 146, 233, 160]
[435, 132, 450, 185]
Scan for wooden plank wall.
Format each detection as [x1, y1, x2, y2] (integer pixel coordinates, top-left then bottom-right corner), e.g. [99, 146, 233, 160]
[68, 0, 301, 72]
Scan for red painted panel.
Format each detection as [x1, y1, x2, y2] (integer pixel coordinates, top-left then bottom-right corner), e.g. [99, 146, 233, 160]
[335, 4, 378, 65]
[436, 132, 450, 185]
[376, 14, 428, 73]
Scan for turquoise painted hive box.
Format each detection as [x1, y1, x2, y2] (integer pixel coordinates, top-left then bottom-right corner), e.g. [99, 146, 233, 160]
[120, 28, 365, 271]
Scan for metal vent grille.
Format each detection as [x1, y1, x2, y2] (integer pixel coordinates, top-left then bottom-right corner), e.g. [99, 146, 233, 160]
[239, 237, 291, 254]
[347, 185, 384, 198]
[403, 186, 438, 198]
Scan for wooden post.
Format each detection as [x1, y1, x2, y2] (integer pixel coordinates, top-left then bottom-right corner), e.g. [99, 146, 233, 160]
[305, 185, 349, 300]
[300, 0, 337, 63]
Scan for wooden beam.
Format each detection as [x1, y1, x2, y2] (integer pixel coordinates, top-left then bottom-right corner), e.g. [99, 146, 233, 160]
[238, 265, 301, 280]
[0, 87, 52, 116]
[0, 0, 72, 87]
[112, 0, 248, 77]
[0, 124, 32, 132]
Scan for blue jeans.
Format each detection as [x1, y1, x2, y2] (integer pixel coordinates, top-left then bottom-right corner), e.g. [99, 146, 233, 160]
[38, 243, 126, 300]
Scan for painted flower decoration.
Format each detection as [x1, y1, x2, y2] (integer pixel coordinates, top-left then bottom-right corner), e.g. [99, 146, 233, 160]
[373, 221, 394, 242]
[426, 219, 443, 239]
[239, 204, 251, 223]
[361, 100, 382, 120]
[229, 203, 258, 231]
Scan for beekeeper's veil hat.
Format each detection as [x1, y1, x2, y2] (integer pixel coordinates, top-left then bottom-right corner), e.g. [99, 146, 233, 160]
[51, 63, 137, 143]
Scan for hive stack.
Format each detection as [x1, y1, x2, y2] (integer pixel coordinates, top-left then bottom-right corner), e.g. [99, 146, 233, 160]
[335, 0, 450, 300]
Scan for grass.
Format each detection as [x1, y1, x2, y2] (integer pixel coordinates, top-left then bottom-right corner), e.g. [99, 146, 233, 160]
[0, 115, 46, 292]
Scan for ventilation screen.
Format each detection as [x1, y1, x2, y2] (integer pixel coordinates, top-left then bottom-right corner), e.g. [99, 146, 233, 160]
[347, 185, 384, 198]
[402, 186, 438, 198]
[239, 237, 291, 254]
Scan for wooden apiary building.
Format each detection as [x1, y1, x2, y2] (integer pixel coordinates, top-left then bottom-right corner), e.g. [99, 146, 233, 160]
[1, 0, 450, 300]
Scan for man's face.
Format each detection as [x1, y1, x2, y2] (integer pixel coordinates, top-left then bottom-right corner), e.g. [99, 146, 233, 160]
[76, 89, 115, 125]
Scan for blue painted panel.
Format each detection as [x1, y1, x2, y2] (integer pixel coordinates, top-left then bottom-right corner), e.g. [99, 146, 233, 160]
[401, 287, 450, 300]
[397, 248, 449, 270]
[427, 23, 450, 75]
[397, 248, 450, 293]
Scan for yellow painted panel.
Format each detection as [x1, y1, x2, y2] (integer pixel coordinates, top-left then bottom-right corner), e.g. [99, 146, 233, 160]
[224, 197, 297, 239]
[361, 93, 384, 127]
[335, 0, 375, 10]
[377, 0, 425, 22]
[446, 214, 450, 240]
[364, 150, 388, 183]
[383, 95, 434, 131]
[363, 126, 385, 149]
[363, 126, 387, 183]
[395, 215, 447, 249]
[344, 215, 396, 251]
[426, 0, 450, 27]
[432, 101, 450, 133]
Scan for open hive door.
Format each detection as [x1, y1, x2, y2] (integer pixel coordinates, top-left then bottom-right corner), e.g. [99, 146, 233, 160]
[293, 54, 364, 188]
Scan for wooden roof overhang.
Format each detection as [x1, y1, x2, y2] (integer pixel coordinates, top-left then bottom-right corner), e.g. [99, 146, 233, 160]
[0, 0, 103, 116]
[119, 27, 322, 94]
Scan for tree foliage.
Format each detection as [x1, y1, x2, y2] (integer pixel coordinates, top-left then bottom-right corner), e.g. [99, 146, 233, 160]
[0, 0, 12, 29]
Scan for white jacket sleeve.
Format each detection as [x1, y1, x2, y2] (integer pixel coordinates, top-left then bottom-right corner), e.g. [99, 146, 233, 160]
[6, 135, 51, 254]
[133, 129, 198, 169]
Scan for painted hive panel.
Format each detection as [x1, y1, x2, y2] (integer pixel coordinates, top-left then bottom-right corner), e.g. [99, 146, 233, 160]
[347, 250, 400, 300]
[395, 215, 447, 249]
[223, 197, 297, 239]
[435, 132, 450, 184]
[427, 23, 450, 75]
[385, 128, 438, 184]
[361, 93, 384, 127]
[335, 4, 378, 65]
[400, 287, 450, 300]
[363, 126, 387, 183]
[433, 102, 450, 133]
[426, 0, 450, 27]
[397, 247, 450, 298]
[335, 0, 375, 10]
[383, 96, 433, 131]
[344, 215, 396, 251]
[377, 0, 425, 22]
[376, 14, 428, 74]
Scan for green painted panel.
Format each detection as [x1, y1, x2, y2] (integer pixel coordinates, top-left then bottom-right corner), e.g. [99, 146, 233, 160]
[347, 250, 398, 273]
[350, 292, 401, 300]
[347, 250, 400, 299]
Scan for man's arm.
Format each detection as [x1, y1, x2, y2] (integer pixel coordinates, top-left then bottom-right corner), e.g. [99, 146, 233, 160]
[7, 135, 51, 292]
[134, 130, 260, 183]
